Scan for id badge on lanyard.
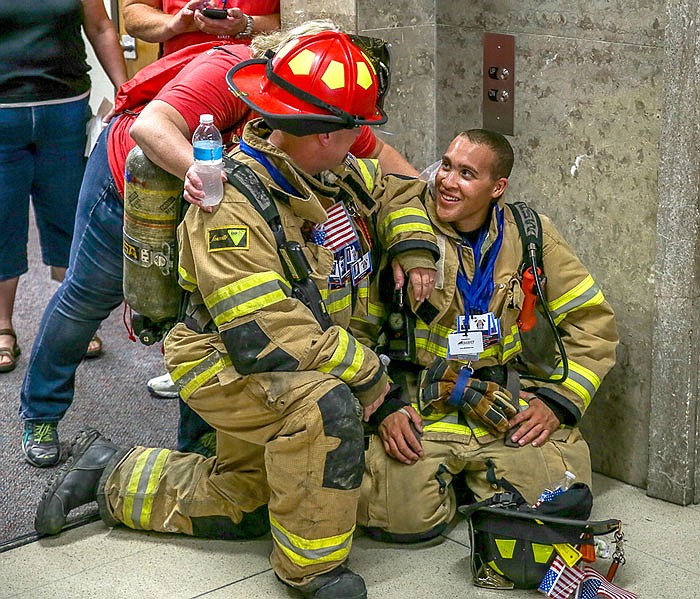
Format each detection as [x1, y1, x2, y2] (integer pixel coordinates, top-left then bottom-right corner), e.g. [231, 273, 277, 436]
[447, 312, 501, 360]
[447, 207, 504, 360]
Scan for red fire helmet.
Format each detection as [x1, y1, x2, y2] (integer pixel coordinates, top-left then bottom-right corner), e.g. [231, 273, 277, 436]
[226, 30, 388, 136]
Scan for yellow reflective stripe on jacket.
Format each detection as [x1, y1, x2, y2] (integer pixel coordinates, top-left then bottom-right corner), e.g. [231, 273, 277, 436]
[379, 207, 433, 244]
[355, 158, 377, 191]
[552, 359, 601, 408]
[412, 403, 472, 435]
[178, 264, 197, 292]
[353, 299, 385, 327]
[318, 328, 364, 382]
[415, 319, 450, 358]
[269, 514, 354, 567]
[122, 448, 171, 530]
[325, 285, 352, 315]
[415, 321, 521, 363]
[171, 351, 233, 400]
[548, 275, 605, 325]
[204, 271, 291, 327]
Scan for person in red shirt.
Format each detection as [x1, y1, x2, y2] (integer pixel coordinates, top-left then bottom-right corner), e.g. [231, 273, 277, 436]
[20, 20, 420, 467]
[123, 0, 280, 56]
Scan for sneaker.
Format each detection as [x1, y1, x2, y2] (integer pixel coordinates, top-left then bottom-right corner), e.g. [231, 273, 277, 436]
[282, 565, 367, 599]
[35, 428, 124, 536]
[147, 372, 179, 399]
[23, 422, 61, 468]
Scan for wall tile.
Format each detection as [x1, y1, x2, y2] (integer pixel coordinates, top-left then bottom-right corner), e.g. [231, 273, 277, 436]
[443, 0, 665, 47]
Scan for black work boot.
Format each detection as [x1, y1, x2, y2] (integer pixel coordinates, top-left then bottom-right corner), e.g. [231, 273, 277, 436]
[35, 429, 125, 536]
[290, 565, 367, 599]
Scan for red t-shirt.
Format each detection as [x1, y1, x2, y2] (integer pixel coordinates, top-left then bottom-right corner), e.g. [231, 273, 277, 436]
[161, 0, 280, 55]
[107, 45, 378, 196]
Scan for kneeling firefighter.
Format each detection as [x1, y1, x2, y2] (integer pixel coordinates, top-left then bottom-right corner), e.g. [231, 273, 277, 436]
[34, 30, 440, 599]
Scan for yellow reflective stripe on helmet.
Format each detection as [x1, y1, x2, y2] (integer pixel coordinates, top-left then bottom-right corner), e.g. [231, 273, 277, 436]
[171, 351, 233, 400]
[552, 359, 601, 408]
[325, 285, 352, 315]
[548, 275, 605, 325]
[178, 264, 197, 292]
[205, 271, 291, 327]
[355, 158, 378, 191]
[379, 208, 433, 243]
[122, 447, 171, 530]
[532, 543, 555, 564]
[318, 328, 364, 382]
[269, 514, 354, 567]
[495, 538, 516, 559]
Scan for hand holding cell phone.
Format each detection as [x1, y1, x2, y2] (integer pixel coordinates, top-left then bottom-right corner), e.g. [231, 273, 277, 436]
[201, 7, 228, 19]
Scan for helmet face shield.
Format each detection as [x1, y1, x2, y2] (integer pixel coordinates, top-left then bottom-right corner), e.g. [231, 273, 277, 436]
[226, 31, 389, 135]
[348, 35, 392, 112]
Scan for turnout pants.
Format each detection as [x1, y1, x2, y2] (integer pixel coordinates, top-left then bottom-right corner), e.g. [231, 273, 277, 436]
[358, 426, 591, 540]
[100, 369, 365, 587]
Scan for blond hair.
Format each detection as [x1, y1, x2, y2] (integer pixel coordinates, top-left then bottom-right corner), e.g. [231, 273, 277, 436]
[250, 19, 340, 58]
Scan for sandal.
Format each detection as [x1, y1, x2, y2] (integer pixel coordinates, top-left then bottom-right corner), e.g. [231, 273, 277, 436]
[0, 328, 21, 373]
[85, 333, 103, 359]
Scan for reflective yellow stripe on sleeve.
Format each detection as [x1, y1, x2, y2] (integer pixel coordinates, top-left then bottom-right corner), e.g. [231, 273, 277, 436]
[171, 351, 233, 400]
[548, 275, 605, 325]
[178, 264, 197, 292]
[355, 158, 378, 192]
[318, 328, 364, 382]
[121, 447, 171, 530]
[205, 271, 291, 327]
[379, 207, 434, 244]
[552, 359, 601, 408]
[270, 514, 354, 567]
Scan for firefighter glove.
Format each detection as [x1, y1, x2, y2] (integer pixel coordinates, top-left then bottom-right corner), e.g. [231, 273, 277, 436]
[448, 368, 517, 433]
[418, 357, 460, 414]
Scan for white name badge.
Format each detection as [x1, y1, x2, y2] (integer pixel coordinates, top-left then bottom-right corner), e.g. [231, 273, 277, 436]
[447, 331, 484, 359]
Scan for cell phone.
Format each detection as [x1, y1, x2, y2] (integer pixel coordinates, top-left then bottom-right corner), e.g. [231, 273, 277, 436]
[201, 7, 228, 19]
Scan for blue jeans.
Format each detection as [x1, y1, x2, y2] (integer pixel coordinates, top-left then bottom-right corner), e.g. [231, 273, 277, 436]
[0, 95, 90, 279]
[20, 121, 124, 423]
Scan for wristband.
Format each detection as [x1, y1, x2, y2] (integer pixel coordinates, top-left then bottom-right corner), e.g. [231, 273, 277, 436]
[234, 14, 254, 39]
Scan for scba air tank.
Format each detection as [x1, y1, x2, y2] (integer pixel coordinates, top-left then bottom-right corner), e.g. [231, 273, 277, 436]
[123, 146, 183, 343]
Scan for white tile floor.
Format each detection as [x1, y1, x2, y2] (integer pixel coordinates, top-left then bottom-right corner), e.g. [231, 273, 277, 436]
[1, 472, 698, 598]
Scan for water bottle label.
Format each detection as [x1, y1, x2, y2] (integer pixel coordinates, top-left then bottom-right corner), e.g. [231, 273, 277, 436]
[193, 143, 223, 162]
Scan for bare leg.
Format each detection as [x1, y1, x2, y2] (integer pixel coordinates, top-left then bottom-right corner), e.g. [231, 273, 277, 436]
[0, 277, 20, 368]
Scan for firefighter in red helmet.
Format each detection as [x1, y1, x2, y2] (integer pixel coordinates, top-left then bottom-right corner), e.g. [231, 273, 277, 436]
[35, 31, 439, 599]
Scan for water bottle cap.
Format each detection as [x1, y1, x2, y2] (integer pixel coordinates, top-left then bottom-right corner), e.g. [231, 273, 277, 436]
[564, 471, 576, 479]
[200, 114, 214, 124]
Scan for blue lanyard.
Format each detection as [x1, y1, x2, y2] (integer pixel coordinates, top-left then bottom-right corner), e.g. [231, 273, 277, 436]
[455, 206, 504, 316]
[239, 139, 299, 196]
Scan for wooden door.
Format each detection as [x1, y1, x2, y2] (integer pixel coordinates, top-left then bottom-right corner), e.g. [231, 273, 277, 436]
[112, 0, 160, 78]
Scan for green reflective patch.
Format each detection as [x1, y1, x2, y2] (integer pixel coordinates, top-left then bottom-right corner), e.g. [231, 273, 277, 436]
[208, 226, 249, 251]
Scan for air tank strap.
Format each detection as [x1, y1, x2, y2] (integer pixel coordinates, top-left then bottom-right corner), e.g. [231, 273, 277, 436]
[122, 229, 175, 276]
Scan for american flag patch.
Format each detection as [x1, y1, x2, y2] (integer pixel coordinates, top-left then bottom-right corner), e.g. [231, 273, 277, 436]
[316, 202, 358, 252]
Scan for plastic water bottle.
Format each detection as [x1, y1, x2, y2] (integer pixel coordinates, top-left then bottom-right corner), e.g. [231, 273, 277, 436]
[532, 470, 576, 508]
[192, 114, 223, 207]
